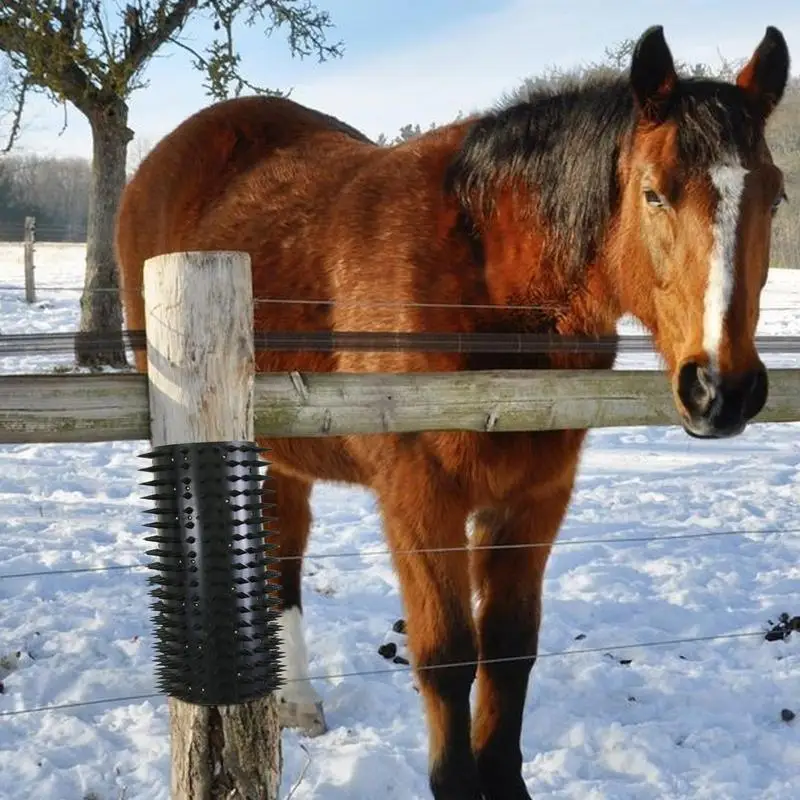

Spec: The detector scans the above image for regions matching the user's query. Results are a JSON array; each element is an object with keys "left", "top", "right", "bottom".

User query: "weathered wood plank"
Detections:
[
  {"left": 0, "top": 368, "right": 799, "bottom": 443},
  {"left": 143, "top": 251, "right": 281, "bottom": 800},
  {"left": 0, "top": 372, "right": 150, "bottom": 442},
  {"left": 252, "top": 368, "right": 800, "bottom": 435}
]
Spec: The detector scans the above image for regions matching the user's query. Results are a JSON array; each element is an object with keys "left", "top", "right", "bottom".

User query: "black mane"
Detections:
[{"left": 445, "top": 74, "right": 764, "bottom": 274}]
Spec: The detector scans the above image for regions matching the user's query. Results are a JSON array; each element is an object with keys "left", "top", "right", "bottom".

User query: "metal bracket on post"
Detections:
[{"left": 139, "top": 441, "right": 283, "bottom": 705}]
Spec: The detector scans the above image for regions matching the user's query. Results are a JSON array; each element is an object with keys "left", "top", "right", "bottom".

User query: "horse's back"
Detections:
[
  {"left": 118, "top": 94, "right": 371, "bottom": 248},
  {"left": 116, "top": 95, "right": 375, "bottom": 372}
]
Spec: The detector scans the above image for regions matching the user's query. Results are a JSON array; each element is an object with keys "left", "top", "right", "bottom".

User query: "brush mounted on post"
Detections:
[{"left": 140, "top": 441, "right": 282, "bottom": 706}]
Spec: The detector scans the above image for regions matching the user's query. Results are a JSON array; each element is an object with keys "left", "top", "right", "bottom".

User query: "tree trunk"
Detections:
[{"left": 75, "top": 100, "right": 131, "bottom": 368}]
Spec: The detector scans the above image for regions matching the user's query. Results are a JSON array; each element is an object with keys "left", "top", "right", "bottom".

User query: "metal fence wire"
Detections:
[
  {"left": 0, "top": 274, "right": 797, "bottom": 736},
  {"left": 1, "top": 523, "right": 798, "bottom": 719}
]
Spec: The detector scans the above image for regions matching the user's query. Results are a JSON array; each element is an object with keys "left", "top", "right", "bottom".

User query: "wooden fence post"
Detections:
[
  {"left": 143, "top": 250, "right": 282, "bottom": 800},
  {"left": 23, "top": 216, "right": 35, "bottom": 303}
]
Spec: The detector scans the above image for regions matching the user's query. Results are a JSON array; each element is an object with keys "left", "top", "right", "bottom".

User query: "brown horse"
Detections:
[{"left": 116, "top": 25, "right": 789, "bottom": 800}]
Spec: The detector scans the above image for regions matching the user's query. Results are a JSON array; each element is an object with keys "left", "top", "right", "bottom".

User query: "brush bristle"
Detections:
[{"left": 140, "top": 441, "right": 283, "bottom": 705}]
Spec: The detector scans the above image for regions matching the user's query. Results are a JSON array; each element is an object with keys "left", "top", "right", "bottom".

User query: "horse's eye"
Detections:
[
  {"left": 644, "top": 188, "right": 665, "bottom": 207},
  {"left": 771, "top": 190, "right": 787, "bottom": 214}
]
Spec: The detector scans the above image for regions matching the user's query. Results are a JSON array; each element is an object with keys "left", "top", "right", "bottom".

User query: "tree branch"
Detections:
[
  {"left": 1, "top": 72, "right": 27, "bottom": 152},
  {"left": 258, "top": 0, "right": 343, "bottom": 62},
  {"left": 1, "top": 0, "right": 344, "bottom": 125},
  {"left": 120, "top": 0, "right": 198, "bottom": 83},
  {"left": 0, "top": 11, "right": 101, "bottom": 114},
  {"left": 169, "top": 34, "right": 287, "bottom": 98}
]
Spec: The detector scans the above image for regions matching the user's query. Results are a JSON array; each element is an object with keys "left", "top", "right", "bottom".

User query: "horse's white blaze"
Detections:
[
  {"left": 276, "top": 606, "right": 319, "bottom": 703},
  {"left": 704, "top": 162, "right": 747, "bottom": 369}
]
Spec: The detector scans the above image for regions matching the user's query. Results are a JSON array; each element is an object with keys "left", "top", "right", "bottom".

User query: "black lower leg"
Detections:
[
  {"left": 470, "top": 493, "right": 570, "bottom": 800},
  {"left": 473, "top": 606, "right": 537, "bottom": 800},
  {"left": 421, "top": 633, "right": 482, "bottom": 800}
]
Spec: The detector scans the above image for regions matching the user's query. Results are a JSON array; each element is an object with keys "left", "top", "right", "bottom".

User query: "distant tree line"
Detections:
[
  {"left": 0, "top": 139, "right": 156, "bottom": 242},
  {"left": 0, "top": 153, "right": 90, "bottom": 241}
]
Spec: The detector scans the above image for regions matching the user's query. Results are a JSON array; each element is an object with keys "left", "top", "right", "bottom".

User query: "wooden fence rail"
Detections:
[{"left": 1, "top": 368, "right": 800, "bottom": 445}]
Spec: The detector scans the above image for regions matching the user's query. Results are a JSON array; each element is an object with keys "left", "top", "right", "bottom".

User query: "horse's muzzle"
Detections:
[{"left": 676, "top": 361, "right": 768, "bottom": 439}]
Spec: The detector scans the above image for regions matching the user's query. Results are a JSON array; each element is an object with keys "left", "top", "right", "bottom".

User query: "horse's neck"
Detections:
[{"left": 476, "top": 218, "right": 620, "bottom": 338}]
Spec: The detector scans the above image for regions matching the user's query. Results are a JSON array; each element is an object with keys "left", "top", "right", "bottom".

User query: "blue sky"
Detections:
[{"left": 11, "top": 0, "right": 800, "bottom": 161}]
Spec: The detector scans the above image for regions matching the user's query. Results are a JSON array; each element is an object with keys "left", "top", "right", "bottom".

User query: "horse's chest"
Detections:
[{"left": 428, "top": 429, "right": 589, "bottom": 505}]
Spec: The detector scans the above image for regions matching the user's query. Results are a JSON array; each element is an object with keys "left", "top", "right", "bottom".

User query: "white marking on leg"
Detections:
[
  {"left": 278, "top": 606, "right": 318, "bottom": 700},
  {"left": 704, "top": 161, "right": 747, "bottom": 371},
  {"left": 276, "top": 607, "right": 327, "bottom": 735}
]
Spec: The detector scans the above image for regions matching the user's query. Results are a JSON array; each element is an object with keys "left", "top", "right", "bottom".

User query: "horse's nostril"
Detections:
[
  {"left": 696, "top": 366, "right": 717, "bottom": 403},
  {"left": 678, "top": 361, "right": 717, "bottom": 418}
]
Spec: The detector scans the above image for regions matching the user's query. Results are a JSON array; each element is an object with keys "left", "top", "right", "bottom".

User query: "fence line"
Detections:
[
  {"left": 1, "top": 246, "right": 798, "bottom": 797},
  {"left": 0, "top": 629, "right": 774, "bottom": 720},
  {"left": 0, "top": 221, "right": 86, "bottom": 233},
  {"left": 2, "top": 525, "right": 799, "bottom": 583}
]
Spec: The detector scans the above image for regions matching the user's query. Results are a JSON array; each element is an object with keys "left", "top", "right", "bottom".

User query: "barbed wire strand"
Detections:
[
  {"left": 0, "top": 629, "right": 774, "bottom": 719},
  {"left": 2, "top": 526, "right": 798, "bottom": 582},
  {"left": 286, "top": 743, "right": 312, "bottom": 800}
]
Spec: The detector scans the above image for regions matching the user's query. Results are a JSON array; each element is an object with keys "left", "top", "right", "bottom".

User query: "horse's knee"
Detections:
[
  {"left": 430, "top": 749, "right": 482, "bottom": 800},
  {"left": 479, "top": 603, "right": 540, "bottom": 664},
  {"left": 416, "top": 625, "right": 478, "bottom": 699}
]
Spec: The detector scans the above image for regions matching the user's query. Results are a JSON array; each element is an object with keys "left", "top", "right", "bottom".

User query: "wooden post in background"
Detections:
[
  {"left": 143, "top": 250, "right": 282, "bottom": 800},
  {"left": 23, "top": 216, "right": 35, "bottom": 303}
]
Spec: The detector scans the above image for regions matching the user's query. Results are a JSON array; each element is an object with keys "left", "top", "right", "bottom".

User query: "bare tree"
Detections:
[
  {"left": 503, "top": 38, "right": 747, "bottom": 105},
  {"left": 0, "top": 1, "right": 343, "bottom": 367},
  {"left": 375, "top": 116, "right": 461, "bottom": 147}
]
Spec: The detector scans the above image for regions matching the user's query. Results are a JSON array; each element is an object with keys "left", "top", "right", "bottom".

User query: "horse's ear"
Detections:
[
  {"left": 736, "top": 26, "right": 790, "bottom": 120},
  {"left": 630, "top": 25, "right": 678, "bottom": 123}
]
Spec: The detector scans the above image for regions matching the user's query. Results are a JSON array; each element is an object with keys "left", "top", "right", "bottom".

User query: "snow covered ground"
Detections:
[{"left": 0, "top": 243, "right": 799, "bottom": 800}]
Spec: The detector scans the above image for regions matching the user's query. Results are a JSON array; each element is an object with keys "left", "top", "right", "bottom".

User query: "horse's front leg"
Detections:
[
  {"left": 470, "top": 482, "right": 574, "bottom": 800},
  {"left": 375, "top": 467, "right": 481, "bottom": 800}
]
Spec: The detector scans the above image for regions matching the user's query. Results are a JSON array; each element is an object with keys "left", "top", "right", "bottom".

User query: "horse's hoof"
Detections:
[{"left": 278, "top": 697, "right": 328, "bottom": 737}]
